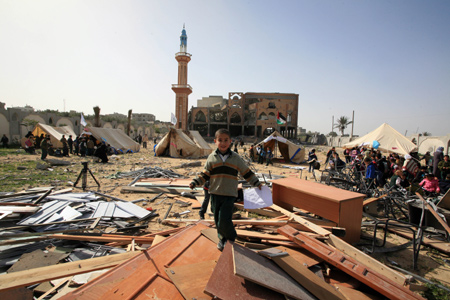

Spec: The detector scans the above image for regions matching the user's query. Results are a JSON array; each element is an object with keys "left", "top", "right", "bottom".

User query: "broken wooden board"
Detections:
[
  {"left": 201, "top": 228, "right": 220, "bottom": 244},
  {"left": 165, "top": 260, "right": 216, "bottom": 300},
  {"left": 0, "top": 251, "right": 138, "bottom": 292},
  {"left": 236, "top": 229, "right": 290, "bottom": 241},
  {"left": 334, "top": 285, "right": 383, "bottom": 300},
  {"left": 0, "top": 286, "right": 33, "bottom": 300},
  {"left": 7, "top": 249, "right": 68, "bottom": 273},
  {"left": 204, "top": 242, "right": 285, "bottom": 300},
  {"left": 234, "top": 203, "right": 283, "bottom": 218},
  {"left": 232, "top": 242, "right": 316, "bottom": 300},
  {"left": 278, "top": 225, "right": 425, "bottom": 300},
  {"left": 259, "top": 248, "right": 345, "bottom": 300},
  {"left": 60, "top": 222, "right": 219, "bottom": 300},
  {"left": 274, "top": 246, "right": 322, "bottom": 268},
  {"left": 325, "top": 234, "right": 406, "bottom": 286},
  {"left": 174, "top": 196, "right": 201, "bottom": 208}
]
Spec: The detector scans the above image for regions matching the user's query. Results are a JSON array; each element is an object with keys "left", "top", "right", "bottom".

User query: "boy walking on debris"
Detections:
[{"left": 190, "top": 128, "right": 262, "bottom": 251}]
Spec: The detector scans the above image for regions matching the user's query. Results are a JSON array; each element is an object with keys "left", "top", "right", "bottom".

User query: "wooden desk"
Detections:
[{"left": 271, "top": 178, "right": 364, "bottom": 243}]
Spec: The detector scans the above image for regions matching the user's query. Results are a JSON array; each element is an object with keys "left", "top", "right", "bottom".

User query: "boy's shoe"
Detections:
[
  {"left": 199, "top": 211, "right": 205, "bottom": 220},
  {"left": 217, "top": 239, "right": 226, "bottom": 251}
]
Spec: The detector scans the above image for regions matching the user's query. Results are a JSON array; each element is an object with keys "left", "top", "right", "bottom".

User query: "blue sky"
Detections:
[{"left": 1, "top": 0, "right": 449, "bottom": 136}]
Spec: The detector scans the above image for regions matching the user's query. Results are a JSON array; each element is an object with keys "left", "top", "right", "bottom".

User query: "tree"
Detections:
[
  {"left": 328, "top": 131, "right": 338, "bottom": 137},
  {"left": 333, "top": 116, "right": 352, "bottom": 136},
  {"left": 21, "top": 118, "right": 38, "bottom": 132}
]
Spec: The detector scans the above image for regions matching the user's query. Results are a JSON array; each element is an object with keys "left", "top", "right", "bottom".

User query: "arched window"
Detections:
[
  {"left": 268, "top": 102, "right": 276, "bottom": 109},
  {"left": 194, "top": 111, "right": 206, "bottom": 122},
  {"left": 230, "top": 112, "right": 241, "bottom": 124},
  {"left": 268, "top": 112, "right": 276, "bottom": 120},
  {"left": 49, "top": 117, "right": 53, "bottom": 124},
  {"left": 258, "top": 112, "right": 268, "bottom": 120}
]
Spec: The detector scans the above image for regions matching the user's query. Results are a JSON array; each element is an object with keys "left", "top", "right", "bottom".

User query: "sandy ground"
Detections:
[{"left": 1, "top": 143, "right": 450, "bottom": 290}]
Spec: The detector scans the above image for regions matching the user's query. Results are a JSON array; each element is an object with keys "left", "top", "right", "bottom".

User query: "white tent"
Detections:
[
  {"left": 343, "top": 123, "right": 418, "bottom": 155},
  {"left": 154, "top": 128, "right": 212, "bottom": 158},
  {"left": 30, "top": 123, "right": 76, "bottom": 148},
  {"left": 84, "top": 127, "right": 140, "bottom": 153},
  {"left": 257, "top": 131, "right": 305, "bottom": 164}
]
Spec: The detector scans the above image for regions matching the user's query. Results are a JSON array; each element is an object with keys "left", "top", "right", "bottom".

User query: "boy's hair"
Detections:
[
  {"left": 364, "top": 157, "right": 372, "bottom": 163},
  {"left": 215, "top": 128, "right": 231, "bottom": 139}
]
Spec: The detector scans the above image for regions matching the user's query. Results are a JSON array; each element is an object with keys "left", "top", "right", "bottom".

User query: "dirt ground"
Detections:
[{"left": 2, "top": 144, "right": 450, "bottom": 291}]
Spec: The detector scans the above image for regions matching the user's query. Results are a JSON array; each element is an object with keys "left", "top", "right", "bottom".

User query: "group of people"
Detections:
[
  {"left": 134, "top": 134, "right": 157, "bottom": 149},
  {"left": 248, "top": 144, "right": 273, "bottom": 166},
  {"left": 317, "top": 145, "right": 450, "bottom": 196},
  {"left": 20, "top": 131, "right": 110, "bottom": 163}
]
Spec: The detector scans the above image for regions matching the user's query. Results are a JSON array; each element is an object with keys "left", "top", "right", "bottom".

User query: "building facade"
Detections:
[{"left": 190, "top": 92, "right": 298, "bottom": 139}]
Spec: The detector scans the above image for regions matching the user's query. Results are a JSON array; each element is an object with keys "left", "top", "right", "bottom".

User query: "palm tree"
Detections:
[{"left": 334, "top": 116, "right": 353, "bottom": 136}]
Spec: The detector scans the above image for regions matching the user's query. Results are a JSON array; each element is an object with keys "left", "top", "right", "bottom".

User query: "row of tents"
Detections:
[
  {"left": 23, "top": 123, "right": 141, "bottom": 153},
  {"left": 23, "top": 122, "right": 420, "bottom": 162}
]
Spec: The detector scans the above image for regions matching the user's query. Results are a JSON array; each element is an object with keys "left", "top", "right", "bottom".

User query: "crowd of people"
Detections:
[
  {"left": 312, "top": 145, "right": 450, "bottom": 196},
  {"left": 18, "top": 131, "right": 161, "bottom": 164},
  {"left": 18, "top": 131, "right": 115, "bottom": 163}
]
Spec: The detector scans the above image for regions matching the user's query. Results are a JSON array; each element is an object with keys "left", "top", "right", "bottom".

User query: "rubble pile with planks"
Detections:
[{"left": 0, "top": 166, "right": 449, "bottom": 299}]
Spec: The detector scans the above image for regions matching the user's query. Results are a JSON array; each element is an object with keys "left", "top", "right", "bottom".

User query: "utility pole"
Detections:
[{"left": 350, "top": 110, "right": 354, "bottom": 139}]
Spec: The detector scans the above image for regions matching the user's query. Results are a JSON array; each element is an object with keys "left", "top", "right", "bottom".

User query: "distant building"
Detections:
[
  {"left": 190, "top": 92, "right": 298, "bottom": 139},
  {"left": 197, "top": 96, "right": 227, "bottom": 108},
  {"left": 132, "top": 113, "right": 156, "bottom": 124}
]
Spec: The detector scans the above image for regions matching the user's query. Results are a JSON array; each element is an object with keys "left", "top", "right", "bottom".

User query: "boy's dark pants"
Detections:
[{"left": 210, "top": 194, "right": 237, "bottom": 242}]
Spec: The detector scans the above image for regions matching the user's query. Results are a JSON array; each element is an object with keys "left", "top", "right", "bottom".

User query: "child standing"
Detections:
[{"left": 190, "top": 129, "right": 262, "bottom": 251}]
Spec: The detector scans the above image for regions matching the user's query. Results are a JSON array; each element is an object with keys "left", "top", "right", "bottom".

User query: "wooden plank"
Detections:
[
  {"left": 334, "top": 285, "right": 383, "bottom": 300},
  {"left": 259, "top": 249, "right": 345, "bottom": 300},
  {"left": 46, "top": 234, "right": 155, "bottom": 243},
  {"left": 151, "top": 235, "right": 166, "bottom": 246},
  {"left": 201, "top": 228, "right": 220, "bottom": 244},
  {"left": 236, "top": 229, "right": 290, "bottom": 241},
  {"left": 274, "top": 246, "right": 322, "bottom": 267},
  {"left": 271, "top": 204, "right": 331, "bottom": 236},
  {"left": 165, "top": 260, "right": 216, "bottom": 300},
  {"left": 204, "top": 242, "right": 285, "bottom": 300},
  {"left": 36, "top": 277, "right": 71, "bottom": 300},
  {"left": 0, "top": 251, "right": 139, "bottom": 291},
  {"left": 234, "top": 203, "right": 283, "bottom": 218},
  {"left": 232, "top": 242, "right": 316, "bottom": 300},
  {"left": 174, "top": 196, "right": 201, "bottom": 208},
  {"left": 326, "top": 234, "right": 406, "bottom": 286},
  {"left": 278, "top": 225, "right": 425, "bottom": 300}
]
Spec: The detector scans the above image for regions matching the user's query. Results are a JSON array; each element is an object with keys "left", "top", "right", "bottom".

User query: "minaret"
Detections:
[{"left": 172, "top": 25, "right": 192, "bottom": 130}]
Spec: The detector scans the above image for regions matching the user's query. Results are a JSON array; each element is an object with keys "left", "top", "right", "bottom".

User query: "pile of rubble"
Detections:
[{"left": 0, "top": 166, "right": 448, "bottom": 299}]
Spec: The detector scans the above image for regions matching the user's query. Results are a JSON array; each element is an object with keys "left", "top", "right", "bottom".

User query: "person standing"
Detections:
[
  {"left": 142, "top": 134, "right": 148, "bottom": 149},
  {"left": 308, "top": 149, "right": 318, "bottom": 172},
  {"left": 266, "top": 147, "right": 273, "bottom": 166},
  {"left": 1, "top": 134, "right": 8, "bottom": 148},
  {"left": 438, "top": 155, "right": 450, "bottom": 180},
  {"left": 67, "top": 135, "right": 73, "bottom": 154},
  {"left": 189, "top": 129, "right": 262, "bottom": 251},
  {"left": 433, "top": 147, "right": 445, "bottom": 180},
  {"left": 40, "top": 136, "right": 49, "bottom": 160},
  {"left": 86, "top": 137, "right": 95, "bottom": 156}
]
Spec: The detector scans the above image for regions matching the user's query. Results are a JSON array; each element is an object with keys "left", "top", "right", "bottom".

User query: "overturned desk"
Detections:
[{"left": 271, "top": 178, "right": 365, "bottom": 243}]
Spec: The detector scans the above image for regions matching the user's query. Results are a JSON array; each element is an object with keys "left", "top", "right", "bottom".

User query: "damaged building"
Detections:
[{"left": 190, "top": 92, "right": 299, "bottom": 139}]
